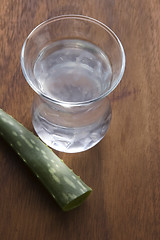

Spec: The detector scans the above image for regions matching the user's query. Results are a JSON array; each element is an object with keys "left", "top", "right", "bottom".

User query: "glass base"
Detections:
[
  {"left": 32, "top": 113, "right": 111, "bottom": 153},
  {"left": 32, "top": 113, "right": 111, "bottom": 154}
]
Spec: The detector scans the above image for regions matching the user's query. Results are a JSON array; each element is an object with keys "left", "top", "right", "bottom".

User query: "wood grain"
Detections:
[{"left": 0, "top": 0, "right": 160, "bottom": 239}]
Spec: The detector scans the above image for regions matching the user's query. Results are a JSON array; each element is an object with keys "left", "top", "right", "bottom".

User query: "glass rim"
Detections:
[{"left": 21, "top": 14, "right": 126, "bottom": 106}]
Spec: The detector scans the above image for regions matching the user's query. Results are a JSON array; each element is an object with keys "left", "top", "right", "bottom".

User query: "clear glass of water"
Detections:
[{"left": 21, "top": 15, "right": 125, "bottom": 153}]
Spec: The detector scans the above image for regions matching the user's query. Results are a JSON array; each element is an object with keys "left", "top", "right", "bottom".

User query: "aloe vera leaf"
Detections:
[{"left": 0, "top": 109, "right": 92, "bottom": 211}]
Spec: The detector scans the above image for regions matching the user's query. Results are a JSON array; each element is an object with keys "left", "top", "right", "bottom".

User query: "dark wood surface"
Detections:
[{"left": 0, "top": 0, "right": 160, "bottom": 239}]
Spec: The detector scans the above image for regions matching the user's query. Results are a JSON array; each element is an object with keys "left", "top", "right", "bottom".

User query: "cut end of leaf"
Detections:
[{"left": 62, "top": 189, "right": 92, "bottom": 211}]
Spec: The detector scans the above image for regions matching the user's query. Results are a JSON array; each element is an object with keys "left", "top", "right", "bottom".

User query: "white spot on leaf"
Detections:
[
  {"left": 1, "top": 117, "right": 8, "bottom": 122},
  {"left": 43, "top": 155, "right": 48, "bottom": 160},
  {"left": 17, "top": 141, "right": 22, "bottom": 146},
  {"left": 68, "top": 193, "right": 77, "bottom": 199},
  {"left": 80, "top": 188, "right": 85, "bottom": 193},
  {"left": 20, "top": 135, "right": 33, "bottom": 148},
  {"left": 12, "top": 131, "right": 18, "bottom": 136},
  {"left": 49, "top": 168, "right": 60, "bottom": 183},
  {"left": 49, "top": 168, "right": 56, "bottom": 174},
  {"left": 63, "top": 176, "right": 76, "bottom": 189},
  {"left": 62, "top": 193, "right": 68, "bottom": 200},
  {"left": 31, "top": 139, "right": 36, "bottom": 144},
  {"left": 52, "top": 194, "right": 55, "bottom": 199},
  {"left": 53, "top": 175, "right": 60, "bottom": 183},
  {"left": 77, "top": 180, "right": 87, "bottom": 190},
  {"left": 41, "top": 150, "right": 46, "bottom": 154},
  {"left": 8, "top": 121, "right": 14, "bottom": 126}
]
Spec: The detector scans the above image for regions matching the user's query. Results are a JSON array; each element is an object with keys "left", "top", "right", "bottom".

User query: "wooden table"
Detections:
[{"left": 0, "top": 0, "right": 160, "bottom": 239}]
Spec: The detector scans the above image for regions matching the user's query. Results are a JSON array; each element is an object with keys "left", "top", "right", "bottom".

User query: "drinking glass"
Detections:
[{"left": 21, "top": 15, "right": 125, "bottom": 153}]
